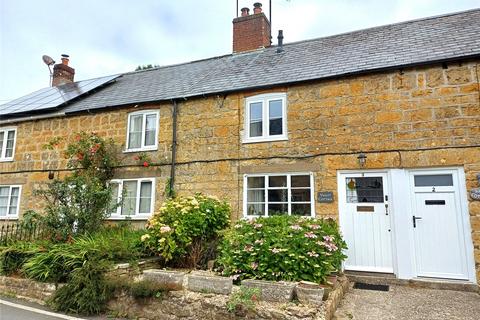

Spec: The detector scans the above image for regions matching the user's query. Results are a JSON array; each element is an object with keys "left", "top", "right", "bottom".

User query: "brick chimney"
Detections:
[
  {"left": 52, "top": 54, "right": 75, "bottom": 86},
  {"left": 233, "top": 2, "right": 271, "bottom": 53}
]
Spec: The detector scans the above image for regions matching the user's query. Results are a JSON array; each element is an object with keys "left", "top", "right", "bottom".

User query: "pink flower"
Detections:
[
  {"left": 250, "top": 262, "right": 258, "bottom": 270},
  {"left": 290, "top": 225, "right": 302, "bottom": 230},
  {"left": 304, "top": 232, "right": 317, "bottom": 239},
  {"left": 160, "top": 226, "right": 172, "bottom": 233},
  {"left": 232, "top": 274, "right": 240, "bottom": 280},
  {"left": 254, "top": 223, "right": 263, "bottom": 229},
  {"left": 310, "top": 224, "right": 320, "bottom": 230},
  {"left": 244, "top": 245, "right": 254, "bottom": 252},
  {"left": 254, "top": 239, "right": 264, "bottom": 245},
  {"left": 307, "top": 251, "right": 319, "bottom": 257},
  {"left": 323, "top": 235, "right": 334, "bottom": 242}
]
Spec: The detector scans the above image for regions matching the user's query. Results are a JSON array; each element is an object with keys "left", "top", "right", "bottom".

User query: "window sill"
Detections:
[
  {"left": 0, "top": 216, "right": 19, "bottom": 221},
  {"left": 242, "top": 135, "right": 288, "bottom": 144},
  {"left": 123, "top": 147, "right": 158, "bottom": 153},
  {"left": 0, "top": 158, "right": 14, "bottom": 162},
  {"left": 107, "top": 215, "right": 152, "bottom": 221}
]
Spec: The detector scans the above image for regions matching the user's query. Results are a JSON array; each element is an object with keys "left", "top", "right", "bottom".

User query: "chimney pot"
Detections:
[
  {"left": 253, "top": 2, "right": 262, "bottom": 14},
  {"left": 241, "top": 7, "right": 250, "bottom": 17},
  {"left": 61, "top": 54, "right": 70, "bottom": 66}
]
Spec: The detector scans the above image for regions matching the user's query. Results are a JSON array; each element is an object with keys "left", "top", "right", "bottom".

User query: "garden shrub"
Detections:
[
  {"left": 35, "top": 132, "right": 120, "bottom": 241},
  {"left": 217, "top": 216, "right": 347, "bottom": 284},
  {"left": 226, "top": 286, "right": 260, "bottom": 314},
  {"left": 142, "top": 194, "right": 230, "bottom": 268},
  {"left": 23, "top": 225, "right": 148, "bottom": 283},
  {"left": 0, "top": 241, "right": 46, "bottom": 276},
  {"left": 49, "top": 257, "right": 111, "bottom": 315}
]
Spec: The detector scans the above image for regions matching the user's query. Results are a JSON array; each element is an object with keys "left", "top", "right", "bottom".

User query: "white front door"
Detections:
[
  {"left": 410, "top": 170, "right": 469, "bottom": 280},
  {"left": 339, "top": 172, "right": 393, "bottom": 273}
]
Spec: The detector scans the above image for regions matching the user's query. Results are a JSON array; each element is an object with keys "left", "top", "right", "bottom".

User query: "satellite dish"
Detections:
[{"left": 42, "top": 55, "right": 55, "bottom": 66}]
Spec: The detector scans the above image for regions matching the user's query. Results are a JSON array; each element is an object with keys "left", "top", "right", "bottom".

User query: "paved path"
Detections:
[{"left": 334, "top": 284, "right": 480, "bottom": 320}]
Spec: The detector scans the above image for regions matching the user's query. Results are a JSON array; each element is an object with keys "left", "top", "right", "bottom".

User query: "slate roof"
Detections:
[{"left": 2, "top": 8, "right": 480, "bottom": 118}]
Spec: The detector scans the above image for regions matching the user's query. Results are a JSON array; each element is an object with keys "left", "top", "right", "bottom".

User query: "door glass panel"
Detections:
[
  {"left": 346, "top": 177, "right": 384, "bottom": 203},
  {"left": 0, "top": 132, "right": 4, "bottom": 157},
  {"left": 128, "top": 115, "right": 143, "bottom": 149},
  {"left": 414, "top": 174, "right": 453, "bottom": 187}
]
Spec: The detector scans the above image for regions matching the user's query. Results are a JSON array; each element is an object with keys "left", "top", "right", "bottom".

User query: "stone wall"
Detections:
[{"left": 1, "top": 60, "right": 479, "bottom": 279}]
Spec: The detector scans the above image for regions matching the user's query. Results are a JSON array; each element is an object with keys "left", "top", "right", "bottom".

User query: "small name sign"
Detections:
[{"left": 317, "top": 192, "right": 334, "bottom": 203}]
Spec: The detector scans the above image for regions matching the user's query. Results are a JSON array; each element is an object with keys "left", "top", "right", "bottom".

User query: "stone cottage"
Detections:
[{"left": 1, "top": 4, "right": 479, "bottom": 285}]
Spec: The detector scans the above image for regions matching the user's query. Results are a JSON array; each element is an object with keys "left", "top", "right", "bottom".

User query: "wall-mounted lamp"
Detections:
[
  {"left": 48, "top": 171, "right": 55, "bottom": 180},
  {"left": 357, "top": 153, "right": 367, "bottom": 167}
]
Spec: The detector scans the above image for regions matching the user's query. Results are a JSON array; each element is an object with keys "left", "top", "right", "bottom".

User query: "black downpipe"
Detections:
[{"left": 169, "top": 100, "right": 178, "bottom": 197}]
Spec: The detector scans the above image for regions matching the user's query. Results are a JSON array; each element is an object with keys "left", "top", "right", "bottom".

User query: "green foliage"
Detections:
[
  {"left": 35, "top": 132, "right": 120, "bottom": 241},
  {"left": 22, "top": 225, "right": 148, "bottom": 283},
  {"left": 0, "top": 241, "right": 47, "bottom": 276},
  {"left": 128, "top": 280, "right": 166, "bottom": 300},
  {"left": 64, "top": 132, "right": 119, "bottom": 181},
  {"left": 217, "top": 216, "right": 347, "bottom": 284},
  {"left": 135, "top": 64, "right": 160, "bottom": 71},
  {"left": 226, "top": 286, "right": 260, "bottom": 313},
  {"left": 142, "top": 194, "right": 230, "bottom": 268},
  {"left": 35, "top": 176, "right": 115, "bottom": 241},
  {"left": 49, "top": 257, "right": 111, "bottom": 315}
]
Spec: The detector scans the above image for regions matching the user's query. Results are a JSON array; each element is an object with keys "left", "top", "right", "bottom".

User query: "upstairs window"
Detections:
[
  {"left": 0, "top": 127, "right": 16, "bottom": 161},
  {"left": 0, "top": 185, "right": 21, "bottom": 218},
  {"left": 108, "top": 178, "right": 155, "bottom": 219},
  {"left": 244, "top": 93, "right": 287, "bottom": 143},
  {"left": 126, "top": 111, "right": 159, "bottom": 151}
]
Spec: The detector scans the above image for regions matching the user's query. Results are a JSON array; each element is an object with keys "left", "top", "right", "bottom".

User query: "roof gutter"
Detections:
[{"left": 0, "top": 111, "right": 66, "bottom": 125}]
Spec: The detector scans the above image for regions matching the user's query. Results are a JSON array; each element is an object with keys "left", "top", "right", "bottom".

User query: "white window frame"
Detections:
[
  {"left": 125, "top": 110, "right": 159, "bottom": 152},
  {"left": 243, "top": 173, "right": 315, "bottom": 218},
  {"left": 0, "top": 185, "right": 22, "bottom": 219},
  {"left": 108, "top": 178, "right": 156, "bottom": 220},
  {"left": 0, "top": 127, "right": 17, "bottom": 162},
  {"left": 243, "top": 93, "right": 288, "bottom": 143}
]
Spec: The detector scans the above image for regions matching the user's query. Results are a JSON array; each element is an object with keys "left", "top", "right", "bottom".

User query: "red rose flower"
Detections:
[{"left": 143, "top": 161, "right": 149, "bottom": 167}]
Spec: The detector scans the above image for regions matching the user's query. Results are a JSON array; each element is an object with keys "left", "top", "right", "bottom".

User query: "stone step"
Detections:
[{"left": 346, "top": 273, "right": 479, "bottom": 293}]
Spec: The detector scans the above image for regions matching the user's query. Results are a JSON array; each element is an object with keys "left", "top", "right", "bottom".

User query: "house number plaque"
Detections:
[
  {"left": 317, "top": 192, "right": 334, "bottom": 203},
  {"left": 470, "top": 174, "right": 480, "bottom": 201}
]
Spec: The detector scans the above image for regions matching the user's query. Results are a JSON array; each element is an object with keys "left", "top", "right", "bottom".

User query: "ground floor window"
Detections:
[
  {"left": 243, "top": 173, "right": 314, "bottom": 217},
  {"left": 0, "top": 185, "right": 21, "bottom": 218},
  {"left": 108, "top": 178, "right": 155, "bottom": 219}
]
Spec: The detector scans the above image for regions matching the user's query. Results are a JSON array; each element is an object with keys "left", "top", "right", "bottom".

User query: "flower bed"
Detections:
[{"left": 217, "top": 216, "right": 347, "bottom": 284}]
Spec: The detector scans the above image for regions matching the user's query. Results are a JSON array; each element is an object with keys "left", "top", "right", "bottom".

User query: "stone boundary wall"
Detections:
[
  {"left": 107, "top": 257, "right": 162, "bottom": 278},
  {"left": 0, "top": 271, "right": 350, "bottom": 319},
  {"left": 0, "top": 276, "right": 59, "bottom": 305}
]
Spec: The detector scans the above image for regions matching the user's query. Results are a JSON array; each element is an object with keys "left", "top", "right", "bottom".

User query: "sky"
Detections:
[{"left": 0, "top": 0, "right": 479, "bottom": 103}]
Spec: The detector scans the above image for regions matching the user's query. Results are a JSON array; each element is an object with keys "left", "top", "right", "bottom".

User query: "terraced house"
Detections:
[{"left": 1, "top": 5, "right": 480, "bottom": 285}]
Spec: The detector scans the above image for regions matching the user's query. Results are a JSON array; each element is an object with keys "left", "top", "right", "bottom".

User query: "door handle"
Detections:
[
  {"left": 385, "top": 204, "right": 389, "bottom": 216},
  {"left": 412, "top": 216, "right": 422, "bottom": 228}
]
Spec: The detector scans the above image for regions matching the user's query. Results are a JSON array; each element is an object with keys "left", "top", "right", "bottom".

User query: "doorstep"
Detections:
[{"left": 345, "top": 271, "right": 479, "bottom": 293}]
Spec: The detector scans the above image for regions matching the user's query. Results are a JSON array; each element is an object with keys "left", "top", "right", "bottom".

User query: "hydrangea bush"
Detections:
[
  {"left": 217, "top": 216, "right": 347, "bottom": 284},
  {"left": 142, "top": 194, "right": 230, "bottom": 267}
]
